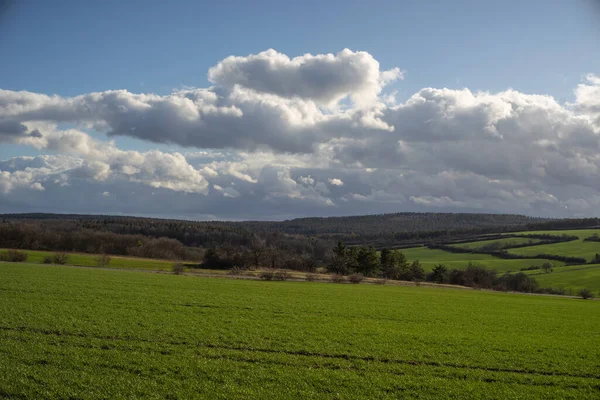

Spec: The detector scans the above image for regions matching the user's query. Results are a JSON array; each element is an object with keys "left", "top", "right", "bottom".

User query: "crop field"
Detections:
[
  {"left": 401, "top": 247, "right": 563, "bottom": 273},
  {"left": 0, "top": 249, "right": 179, "bottom": 271},
  {"left": 1, "top": 263, "right": 598, "bottom": 399}
]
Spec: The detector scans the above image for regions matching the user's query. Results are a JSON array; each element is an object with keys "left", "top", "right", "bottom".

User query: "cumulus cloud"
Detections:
[
  {"left": 1, "top": 49, "right": 600, "bottom": 218},
  {"left": 208, "top": 48, "right": 402, "bottom": 107},
  {"left": 1, "top": 128, "right": 210, "bottom": 195}
]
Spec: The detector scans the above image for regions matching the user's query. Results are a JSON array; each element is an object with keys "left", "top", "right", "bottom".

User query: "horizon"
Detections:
[
  {"left": 0, "top": 210, "right": 558, "bottom": 223},
  {"left": 1, "top": 0, "right": 600, "bottom": 219}
]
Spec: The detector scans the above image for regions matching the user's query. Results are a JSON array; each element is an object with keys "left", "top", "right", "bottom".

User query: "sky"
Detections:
[{"left": 0, "top": 0, "right": 599, "bottom": 220}]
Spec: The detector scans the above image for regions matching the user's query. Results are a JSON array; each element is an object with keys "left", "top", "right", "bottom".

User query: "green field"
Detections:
[
  {"left": 0, "top": 263, "right": 599, "bottom": 399},
  {"left": 508, "top": 229, "right": 600, "bottom": 238},
  {"left": 524, "top": 264, "right": 600, "bottom": 293},
  {"left": 453, "top": 237, "right": 542, "bottom": 250},
  {"left": 505, "top": 230, "right": 600, "bottom": 262},
  {"left": 401, "top": 247, "right": 563, "bottom": 273},
  {"left": 0, "top": 249, "right": 179, "bottom": 271}
]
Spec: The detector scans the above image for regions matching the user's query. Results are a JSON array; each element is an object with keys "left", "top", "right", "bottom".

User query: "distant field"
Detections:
[
  {"left": 401, "top": 247, "right": 563, "bottom": 273},
  {"left": 0, "top": 249, "right": 178, "bottom": 271},
  {"left": 501, "top": 230, "right": 600, "bottom": 261},
  {"left": 508, "top": 229, "right": 600, "bottom": 238},
  {"left": 524, "top": 264, "right": 600, "bottom": 293},
  {"left": 507, "top": 239, "right": 600, "bottom": 262},
  {"left": 1, "top": 263, "right": 598, "bottom": 399},
  {"left": 453, "top": 237, "right": 541, "bottom": 250}
]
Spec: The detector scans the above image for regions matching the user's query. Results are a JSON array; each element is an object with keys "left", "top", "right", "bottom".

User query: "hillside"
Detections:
[{"left": 1, "top": 212, "right": 548, "bottom": 236}]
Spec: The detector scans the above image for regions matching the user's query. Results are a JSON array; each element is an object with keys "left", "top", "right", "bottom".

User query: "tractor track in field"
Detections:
[{"left": 1, "top": 325, "right": 599, "bottom": 381}]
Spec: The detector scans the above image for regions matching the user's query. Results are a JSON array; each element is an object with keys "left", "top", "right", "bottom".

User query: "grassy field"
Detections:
[
  {"left": 0, "top": 249, "right": 179, "bottom": 271},
  {"left": 524, "top": 264, "right": 600, "bottom": 293},
  {"left": 508, "top": 229, "right": 600, "bottom": 238},
  {"left": 401, "top": 247, "right": 563, "bottom": 273},
  {"left": 505, "top": 229, "right": 600, "bottom": 262},
  {"left": 452, "top": 237, "right": 542, "bottom": 250},
  {"left": 0, "top": 263, "right": 599, "bottom": 399}
]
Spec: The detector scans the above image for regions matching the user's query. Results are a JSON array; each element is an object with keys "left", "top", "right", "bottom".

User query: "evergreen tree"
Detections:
[{"left": 356, "top": 246, "right": 380, "bottom": 277}]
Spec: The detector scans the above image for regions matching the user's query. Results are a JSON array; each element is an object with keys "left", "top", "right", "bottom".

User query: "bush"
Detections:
[
  {"left": 228, "top": 267, "right": 244, "bottom": 275},
  {"left": 273, "top": 270, "right": 291, "bottom": 281},
  {"left": 259, "top": 271, "right": 274, "bottom": 281},
  {"left": 43, "top": 256, "right": 53, "bottom": 264},
  {"left": 348, "top": 273, "right": 364, "bottom": 284},
  {"left": 172, "top": 263, "right": 185, "bottom": 275},
  {"left": 578, "top": 288, "right": 595, "bottom": 300},
  {"left": 305, "top": 273, "right": 317, "bottom": 282},
  {"left": 330, "top": 274, "right": 346, "bottom": 284},
  {"left": 495, "top": 272, "right": 538, "bottom": 293},
  {"left": 52, "top": 253, "right": 69, "bottom": 265},
  {"left": 96, "top": 254, "right": 111, "bottom": 268},
  {"left": 536, "top": 287, "right": 566, "bottom": 295},
  {"left": 0, "top": 250, "right": 28, "bottom": 262}
]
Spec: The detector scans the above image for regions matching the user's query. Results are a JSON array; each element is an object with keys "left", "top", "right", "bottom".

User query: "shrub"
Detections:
[
  {"left": 520, "top": 265, "right": 540, "bottom": 271},
  {"left": 43, "top": 256, "right": 53, "bottom": 264},
  {"left": 172, "top": 263, "right": 185, "bottom": 275},
  {"left": 348, "top": 273, "right": 364, "bottom": 284},
  {"left": 330, "top": 274, "right": 346, "bottom": 284},
  {"left": 429, "top": 264, "right": 448, "bottom": 283},
  {"left": 259, "top": 271, "right": 274, "bottom": 281},
  {"left": 273, "top": 270, "right": 291, "bottom": 281},
  {"left": 52, "top": 253, "right": 69, "bottom": 265},
  {"left": 96, "top": 254, "right": 111, "bottom": 268},
  {"left": 0, "top": 250, "right": 28, "bottom": 262},
  {"left": 228, "top": 267, "right": 244, "bottom": 276},
  {"left": 305, "top": 273, "right": 317, "bottom": 282},
  {"left": 578, "top": 288, "right": 595, "bottom": 300},
  {"left": 495, "top": 272, "right": 538, "bottom": 293}
]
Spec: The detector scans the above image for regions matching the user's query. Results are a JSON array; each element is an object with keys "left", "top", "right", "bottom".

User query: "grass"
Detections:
[
  {"left": 0, "top": 248, "right": 180, "bottom": 271},
  {"left": 508, "top": 229, "right": 600, "bottom": 238},
  {"left": 523, "top": 264, "right": 600, "bottom": 293},
  {"left": 0, "top": 263, "right": 599, "bottom": 399},
  {"left": 452, "top": 237, "right": 541, "bottom": 250},
  {"left": 505, "top": 229, "right": 600, "bottom": 262},
  {"left": 401, "top": 247, "right": 563, "bottom": 273}
]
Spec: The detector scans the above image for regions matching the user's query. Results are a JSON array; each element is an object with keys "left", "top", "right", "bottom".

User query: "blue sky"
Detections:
[
  {"left": 1, "top": 0, "right": 598, "bottom": 157},
  {"left": 1, "top": 0, "right": 600, "bottom": 219},
  {"left": 2, "top": 0, "right": 598, "bottom": 98}
]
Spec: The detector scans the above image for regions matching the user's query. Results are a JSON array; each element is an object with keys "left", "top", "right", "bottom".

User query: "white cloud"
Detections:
[
  {"left": 1, "top": 49, "right": 600, "bottom": 218},
  {"left": 208, "top": 48, "right": 402, "bottom": 107}
]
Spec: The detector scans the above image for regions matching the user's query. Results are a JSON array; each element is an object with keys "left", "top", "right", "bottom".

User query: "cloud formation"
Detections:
[
  {"left": 208, "top": 48, "right": 402, "bottom": 106},
  {"left": 1, "top": 50, "right": 599, "bottom": 219}
]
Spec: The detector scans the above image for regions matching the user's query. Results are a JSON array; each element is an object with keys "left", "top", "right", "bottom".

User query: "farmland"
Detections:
[
  {"left": 397, "top": 229, "right": 600, "bottom": 292},
  {"left": 1, "top": 263, "right": 599, "bottom": 399},
  {"left": 452, "top": 237, "right": 542, "bottom": 250},
  {"left": 525, "top": 264, "right": 600, "bottom": 293},
  {"left": 0, "top": 248, "right": 178, "bottom": 271},
  {"left": 401, "top": 246, "right": 564, "bottom": 273},
  {"left": 506, "top": 229, "right": 600, "bottom": 262}
]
